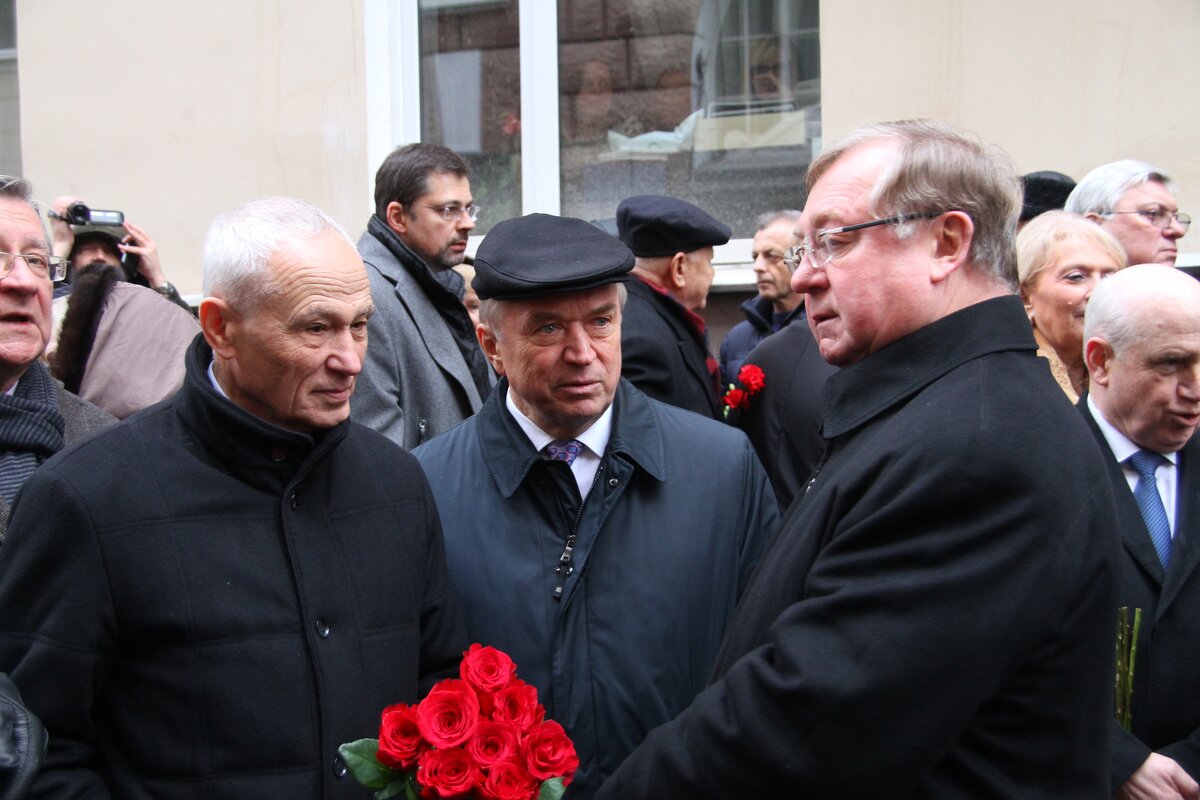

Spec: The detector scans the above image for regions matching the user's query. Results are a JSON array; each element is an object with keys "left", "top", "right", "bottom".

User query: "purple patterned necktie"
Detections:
[{"left": 544, "top": 439, "right": 583, "bottom": 466}]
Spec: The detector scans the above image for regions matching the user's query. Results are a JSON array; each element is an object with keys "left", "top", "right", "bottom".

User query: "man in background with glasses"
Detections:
[
  {"left": 1067, "top": 159, "right": 1190, "bottom": 267},
  {"left": 598, "top": 120, "right": 1122, "bottom": 799},
  {"left": 0, "top": 176, "right": 112, "bottom": 541},
  {"left": 352, "top": 143, "right": 494, "bottom": 449}
]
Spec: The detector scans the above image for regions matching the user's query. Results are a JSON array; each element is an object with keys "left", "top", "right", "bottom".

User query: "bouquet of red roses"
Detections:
[{"left": 339, "top": 644, "right": 578, "bottom": 800}]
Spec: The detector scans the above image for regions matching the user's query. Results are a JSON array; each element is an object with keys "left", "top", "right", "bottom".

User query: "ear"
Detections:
[
  {"left": 386, "top": 201, "right": 410, "bottom": 236},
  {"left": 1084, "top": 211, "right": 1105, "bottom": 225},
  {"left": 1020, "top": 284, "right": 1035, "bottom": 319},
  {"left": 668, "top": 251, "right": 688, "bottom": 291},
  {"left": 929, "top": 211, "right": 973, "bottom": 284},
  {"left": 199, "top": 297, "right": 238, "bottom": 360},
  {"left": 477, "top": 323, "right": 505, "bottom": 377},
  {"left": 1084, "top": 337, "right": 1113, "bottom": 387}
]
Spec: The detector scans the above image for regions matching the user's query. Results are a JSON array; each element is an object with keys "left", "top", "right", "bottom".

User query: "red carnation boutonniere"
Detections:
[
  {"left": 340, "top": 644, "right": 577, "bottom": 800},
  {"left": 722, "top": 363, "right": 766, "bottom": 420}
]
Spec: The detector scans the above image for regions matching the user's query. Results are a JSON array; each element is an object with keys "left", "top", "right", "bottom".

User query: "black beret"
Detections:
[
  {"left": 472, "top": 213, "right": 634, "bottom": 300},
  {"left": 1020, "top": 171, "right": 1076, "bottom": 223},
  {"left": 616, "top": 195, "right": 731, "bottom": 257}
]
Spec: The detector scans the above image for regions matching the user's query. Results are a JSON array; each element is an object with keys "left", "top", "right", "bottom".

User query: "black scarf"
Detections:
[
  {"left": 367, "top": 215, "right": 493, "bottom": 401},
  {"left": 0, "top": 360, "right": 66, "bottom": 505}
]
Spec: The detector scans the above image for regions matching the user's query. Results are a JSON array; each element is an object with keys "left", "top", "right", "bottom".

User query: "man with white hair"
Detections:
[
  {"left": 1066, "top": 159, "right": 1190, "bottom": 267},
  {"left": 0, "top": 196, "right": 465, "bottom": 798},
  {"left": 1080, "top": 263, "right": 1200, "bottom": 800}
]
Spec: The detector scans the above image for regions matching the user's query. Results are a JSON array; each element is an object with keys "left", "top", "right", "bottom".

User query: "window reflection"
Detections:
[
  {"left": 559, "top": 0, "right": 820, "bottom": 237},
  {"left": 419, "top": 0, "right": 522, "bottom": 234}
]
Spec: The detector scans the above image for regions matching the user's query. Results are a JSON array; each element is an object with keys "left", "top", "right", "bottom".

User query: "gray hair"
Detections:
[
  {"left": 1065, "top": 159, "right": 1175, "bottom": 216},
  {"left": 755, "top": 209, "right": 802, "bottom": 231},
  {"left": 806, "top": 119, "right": 1022, "bottom": 289},
  {"left": 0, "top": 175, "right": 33, "bottom": 203},
  {"left": 1016, "top": 210, "right": 1126, "bottom": 292},
  {"left": 479, "top": 282, "right": 629, "bottom": 341},
  {"left": 203, "top": 196, "right": 353, "bottom": 312}
]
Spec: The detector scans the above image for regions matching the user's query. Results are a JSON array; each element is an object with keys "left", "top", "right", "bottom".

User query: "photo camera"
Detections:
[{"left": 60, "top": 202, "right": 125, "bottom": 227}]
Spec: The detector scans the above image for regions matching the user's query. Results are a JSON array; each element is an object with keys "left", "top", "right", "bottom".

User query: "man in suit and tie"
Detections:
[{"left": 1081, "top": 263, "right": 1200, "bottom": 800}]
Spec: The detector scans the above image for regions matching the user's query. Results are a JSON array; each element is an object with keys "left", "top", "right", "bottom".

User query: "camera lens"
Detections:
[{"left": 67, "top": 202, "right": 91, "bottom": 225}]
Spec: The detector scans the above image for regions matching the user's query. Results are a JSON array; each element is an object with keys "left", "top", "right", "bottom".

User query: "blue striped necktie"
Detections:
[{"left": 1128, "top": 449, "right": 1172, "bottom": 569}]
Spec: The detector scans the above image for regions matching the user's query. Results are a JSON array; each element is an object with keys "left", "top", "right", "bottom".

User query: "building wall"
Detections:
[
  {"left": 14, "top": 0, "right": 1200, "bottom": 298},
  {"left": 16, "top": 0, "right": 371, "bottom": 295}
]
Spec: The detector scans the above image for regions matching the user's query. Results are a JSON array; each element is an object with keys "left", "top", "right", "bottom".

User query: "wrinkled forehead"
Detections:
[
  {"left": 0, "top": 197, "right": 47, "bottom": 250},
  {"left": 1120, "top": 179, "right": 1177, "bottom": 209},
  {"left": 264, "top": 231, "right": 372, "bottom": 310}
]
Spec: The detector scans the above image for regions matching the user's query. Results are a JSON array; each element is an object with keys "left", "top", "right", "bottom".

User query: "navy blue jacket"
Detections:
[{"left": 415, "top": 379, "right": 779, "bottom": 796}]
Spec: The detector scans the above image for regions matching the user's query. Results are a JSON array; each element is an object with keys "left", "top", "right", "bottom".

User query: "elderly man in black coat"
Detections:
[
  {"left": 1079, "top": 264, "right": 1200, "bottom": 800},
  {"left": 0, "top": 196, "right": 466, "bottom": 799},
  {"left": 597, "top": 120, "right": 1122, "bottom": 799},
  {"left": 616, "top": 195, "right": 730, "bottom": 419}
]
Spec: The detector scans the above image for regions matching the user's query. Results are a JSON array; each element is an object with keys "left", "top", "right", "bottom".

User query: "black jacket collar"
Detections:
[
  {"left": 174, "top": 335, "right": 348, "bottom": 494},
  {"left": 823, "top": 295, "right": 1036, "bottom": 439}
]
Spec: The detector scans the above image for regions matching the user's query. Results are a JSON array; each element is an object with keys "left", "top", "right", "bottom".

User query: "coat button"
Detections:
[
  {"left": 271, "top": 446, "right": 288, "bottom": 462},
  {"left": 333, "top": 754, "right": 347, "bottom": 778},
  {"left": 315, "top": 619, "right": 331, "bottom": 638},
  {"left": 607, "top": 477, "right": 619, "bottom": 488}
]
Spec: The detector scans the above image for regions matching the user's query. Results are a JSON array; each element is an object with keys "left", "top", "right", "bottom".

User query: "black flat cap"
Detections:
[
  {"left": 1020, "top": 171, "right": 1076, "bottom": 223},
  {"left": 616, "top": 195, "right": 731, "bottom": 257},
  {"left": 472, "top": 213, "right": 635, "bottom": 300}
]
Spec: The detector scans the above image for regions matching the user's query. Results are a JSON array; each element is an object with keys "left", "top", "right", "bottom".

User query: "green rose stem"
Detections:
[{"left": 1114, "top": 607, "right": 1143, "bottom": 732}]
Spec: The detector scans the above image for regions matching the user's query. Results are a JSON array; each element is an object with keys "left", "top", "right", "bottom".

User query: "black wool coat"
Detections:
[
  {"left": 620, "top": 277, "right": 721, "bottom": 419},
  {"left": 598, "top": 296, "right": 1123, "bottom": 799},
  {"left": 0, "top": 338, "right": 466, "bottom": 799},
  {"left": 1079, "top": 399, "right": 1200, "bottom": 789},
  {"left": 733, "top": 321, "right": 837, "bottom": 511}
]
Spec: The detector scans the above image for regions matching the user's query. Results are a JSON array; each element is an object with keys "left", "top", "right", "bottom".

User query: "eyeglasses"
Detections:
[
  {"left": 1102, "top": 208, "right": 1191, "bottom": 232},
  {"left": 422, "top": 203, "right": 480, "bottom": 223},
  {"left": 784, "top": 211, "right": 945, "bottom": 270},
  {"left": 0, "top": 252, "right": 68, "bottom": 281}
]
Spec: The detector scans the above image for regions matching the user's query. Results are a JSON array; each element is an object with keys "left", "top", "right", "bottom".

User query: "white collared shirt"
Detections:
[
  {"left": 1088, "top": 395, "right": 1179, "bottom": 535},
  {"left": 505, "top": 388, "right": 613, "bottom": 501}
]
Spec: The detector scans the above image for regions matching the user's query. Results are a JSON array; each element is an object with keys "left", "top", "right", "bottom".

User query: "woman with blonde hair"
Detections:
[{"left": 1017, "top": 211, "right": 1126, "bottom": 401}]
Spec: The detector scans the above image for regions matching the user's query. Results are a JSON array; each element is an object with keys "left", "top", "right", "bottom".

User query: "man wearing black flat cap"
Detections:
[
  {"left": 616, "top": 195, "right": 730, "bottom": 419},
  {"left": 413, "top": 213, "right": 778, "bottom": 798}
]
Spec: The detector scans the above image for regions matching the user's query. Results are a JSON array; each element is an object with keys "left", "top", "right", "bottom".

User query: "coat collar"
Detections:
[
  {"left": 174, "top": 336, "right": 348, "bottom": 494},
  {"left": 741, "top": 294, "right": 804, "bottom": 334},
  {"left": 477, "top": 378, "right": 667, "bottom": 498},
  {"left": 823, "top": 295, "right": 1036, "bottom": 439}
]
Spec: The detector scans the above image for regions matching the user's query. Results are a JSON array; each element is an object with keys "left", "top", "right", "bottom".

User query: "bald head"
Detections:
[{"left": 1085, "top": 264, "right": 1200, "bottom": 453}]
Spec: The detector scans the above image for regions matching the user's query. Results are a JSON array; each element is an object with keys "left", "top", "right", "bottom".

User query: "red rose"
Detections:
[
  {"left": 490, "top": 681, "right": 544, "bottom": 731},
  {"left": 417, "top": 747, "right": 482, "bottom": 799},
  {"left": 738, "top": 363, "right": 766, "bottom": 393},
  {"left": 522, "top": 719, "right": 579, "bottom": 785},
  {"left": 723, "top": 387, "right": 749, "bottom": 410},
  {"left": 417, "top": 680, "right": 481, "bottom": 749},
  {"left": 460, "top": 644, "right": 517, "bottom": 713},
  {"left": 479, "top": 758, "right": 539, "bottom": 800},
  {"left": 467, "top": 719, "right": 521, "bottom": 768},
  {"left": 377, "top": 702, "right": 427, "bottom": 770}
]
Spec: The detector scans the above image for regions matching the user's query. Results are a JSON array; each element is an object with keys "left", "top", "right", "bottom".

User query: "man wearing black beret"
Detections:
[
  {"left": 413, "top": 213, "right": 779, "bottom": 797},
  {"left": 616, "top": 194, "right": 730, "bottom": 419}
]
